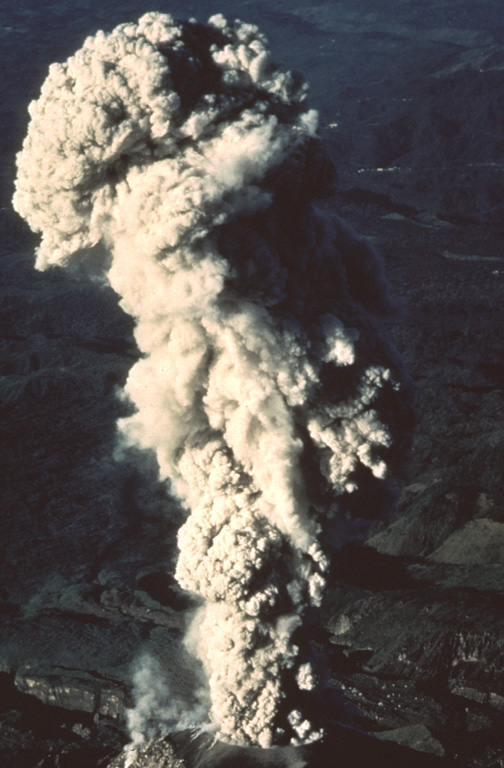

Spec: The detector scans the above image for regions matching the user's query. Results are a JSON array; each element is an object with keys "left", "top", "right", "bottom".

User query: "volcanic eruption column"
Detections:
[{"left": 13, "top": 12, "right": 410, "bottom": 748}]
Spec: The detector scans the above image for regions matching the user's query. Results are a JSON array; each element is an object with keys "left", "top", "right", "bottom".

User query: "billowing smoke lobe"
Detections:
[{"left": 13, "top": 12, "right": 411, "bottom": 750}]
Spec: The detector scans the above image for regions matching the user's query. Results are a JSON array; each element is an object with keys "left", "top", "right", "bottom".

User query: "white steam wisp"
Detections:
[{"left": 13, "top": 12, "right": 410, "bottom": 748}]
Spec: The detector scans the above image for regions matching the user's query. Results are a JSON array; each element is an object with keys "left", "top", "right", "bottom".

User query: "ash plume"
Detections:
[
  {"left": 125, "top": 653, "right": 208, "bottom": 762},
  {"left": 13, "top": 12, "right": 411, "bottom": 748}
]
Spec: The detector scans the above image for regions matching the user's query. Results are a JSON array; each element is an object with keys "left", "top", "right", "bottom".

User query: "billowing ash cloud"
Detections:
[{"left": 13, "top": 12, "right": 411, "bottom": 749}]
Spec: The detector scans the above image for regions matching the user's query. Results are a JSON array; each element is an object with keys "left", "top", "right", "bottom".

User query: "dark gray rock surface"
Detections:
[{"left": 1, "top": 0, "right": 504, "bottom": 766}]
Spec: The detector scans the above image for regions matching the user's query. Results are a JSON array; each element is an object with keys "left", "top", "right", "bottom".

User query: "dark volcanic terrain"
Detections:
[{"left": 1, "top": 1, "right": 504, "bottom": 766}]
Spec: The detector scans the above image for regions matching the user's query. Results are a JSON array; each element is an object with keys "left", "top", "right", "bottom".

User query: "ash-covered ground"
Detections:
[{"left": 1, "top": 1, "right": 504, "bottom": 766}]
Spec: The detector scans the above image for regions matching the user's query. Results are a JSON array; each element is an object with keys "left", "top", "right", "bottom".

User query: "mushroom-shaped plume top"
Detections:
[{"left": 13, "top": 12, "right": 317, "bottom": 270}]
